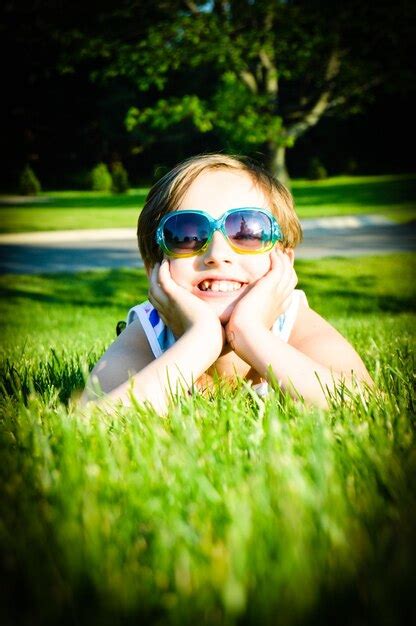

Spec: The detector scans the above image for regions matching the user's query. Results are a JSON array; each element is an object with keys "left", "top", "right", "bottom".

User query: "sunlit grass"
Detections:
[
  {"left": 1, "top": 175, "right": 415, "bottom": 233},
  {"left": 291, "top": 174, "right": 416, "bottom": 222},
  {"left": 0, "top": 254, "right": 415, "bottom": 625},
  {"left": 0, "top": 254, "right": 413, "bottom": 356},
  {"left": 0, "top": 188, "right": 148, "bottom": 233}
]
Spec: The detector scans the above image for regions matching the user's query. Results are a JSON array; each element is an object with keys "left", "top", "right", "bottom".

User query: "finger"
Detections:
[
  {"left": 149, "top": 278, "right": 165, "bottom": 301},
  {"left": 292, "top": 267, "right": 298, "bottom": 288},
  {"left": 277, "top": 268, "right": 298, "bottom": 304},
  {"left": 149, "top": 263, "right": 161, "bottom": 289},
  {"left": 149, "top": 260, "right": 174, "bottom": 302},
  {"left": 259, "top": 248, "right": 285, "bottom": 287},
  {"left": 276, "top": 265, "right": 297, "bottom": 298},
  {"left": 149, "top": 272, "right": 169, "bottom": 304},
  {"left": 275, "top": 250, "right": 295, "bottom": 286},
  {"left": 158, "top": 258, "right": 178, "bottom": 295},
  {"left": 258, "top": 252, "right": 295, "bottom": 303},
  {"left": 270, "top": 247, "right": 285, "bottom": 270}
]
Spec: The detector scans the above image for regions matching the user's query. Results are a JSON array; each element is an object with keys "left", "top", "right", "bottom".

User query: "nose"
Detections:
[{"left": 202, "top": 230, "right": 234, "bottom": 265}]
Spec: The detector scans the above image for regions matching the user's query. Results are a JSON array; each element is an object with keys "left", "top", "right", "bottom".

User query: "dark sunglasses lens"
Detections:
[
  {"left": 225, "top": 210, "right": 273, "bottom": 250},
  {"left": 163, "top": 213, "right": 209, "bottom": 254}
]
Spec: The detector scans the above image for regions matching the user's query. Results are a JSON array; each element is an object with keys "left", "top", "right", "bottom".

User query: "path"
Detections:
[{"left": 0, "top": 216, "right": 414, "bottom": 274}]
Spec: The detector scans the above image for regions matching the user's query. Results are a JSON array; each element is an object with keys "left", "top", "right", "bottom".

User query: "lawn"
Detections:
[
  {"left": 0, "top": 254, "right": 415, "bottom": 625},
  {"left": 1, "top": 174, "right": 415, "bottom": 233}
]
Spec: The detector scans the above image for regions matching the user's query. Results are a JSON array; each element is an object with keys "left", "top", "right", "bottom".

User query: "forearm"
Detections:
[
  {"left": 89, "top": 326, "right": 222, "bottom": 413},
  {"left": 230, "top": 326, "right": 364, "bottom": 408}
]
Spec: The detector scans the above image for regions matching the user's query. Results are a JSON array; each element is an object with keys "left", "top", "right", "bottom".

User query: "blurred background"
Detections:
[
  {"left": 1, "top": 6, "right": 415, "bottom": 625},
  {"left": 1, "top": 0, "right": 415, "bottom": 193}
]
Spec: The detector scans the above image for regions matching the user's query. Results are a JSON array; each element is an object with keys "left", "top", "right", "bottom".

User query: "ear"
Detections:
[{"left": 284, "top": 247, "right": 295, "bottom": 266}]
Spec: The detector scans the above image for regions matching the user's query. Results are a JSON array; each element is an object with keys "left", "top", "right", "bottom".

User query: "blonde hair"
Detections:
[{"left": 137, "top": 153, "right": 302, "bottom": 269}]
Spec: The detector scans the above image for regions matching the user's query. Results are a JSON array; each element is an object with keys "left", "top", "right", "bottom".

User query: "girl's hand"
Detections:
[
  {"left": 148, "top": 260, "right": 224, "bottom": 347},
  {"left": 226, "top": 249, "right": 297, "bottom": 348}
]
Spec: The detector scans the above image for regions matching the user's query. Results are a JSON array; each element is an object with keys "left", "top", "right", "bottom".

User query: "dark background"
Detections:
[{"left": 1, "top": 0, "right": 414, "bottom": 191}]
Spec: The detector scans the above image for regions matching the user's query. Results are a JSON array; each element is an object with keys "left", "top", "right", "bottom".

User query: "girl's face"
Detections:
[{"left": 165, "top": 168, "right": 285, "bottom": 324}]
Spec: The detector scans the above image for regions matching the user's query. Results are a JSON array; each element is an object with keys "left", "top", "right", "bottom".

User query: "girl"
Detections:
[{"left": 82, "top": 154, "right": 372, "bottom": 412}]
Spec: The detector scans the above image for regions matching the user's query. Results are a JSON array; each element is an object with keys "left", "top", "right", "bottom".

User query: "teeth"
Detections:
[{"left": 199, "top": 280, "right": 242, "bottom": 292}]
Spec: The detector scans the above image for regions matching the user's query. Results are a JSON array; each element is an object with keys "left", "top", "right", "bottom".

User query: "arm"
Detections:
[
  {"left": 228, "top": 303, "right": 372, "bottom": 408},
  {"left": 82, "top": 261, "right": 224, "bottom": 413},
  {"left": 82, "top": 319, "right": 223, "bottom": 413},
  {"left": 226, "top": 249, "right": 372, "bottom": 408}
]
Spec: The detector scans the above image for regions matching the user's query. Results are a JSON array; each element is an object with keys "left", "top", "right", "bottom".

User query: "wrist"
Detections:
[
  {"left": 226, "top": 321, "right": 270, "bottom": 357},
  {"left": 186, "top": 318, "right": 224, "bottom": 357}
]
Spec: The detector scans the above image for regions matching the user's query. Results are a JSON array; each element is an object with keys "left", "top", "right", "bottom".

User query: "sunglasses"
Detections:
[{"left": 156, "top": 208, "right": 283, "bottom": 258}]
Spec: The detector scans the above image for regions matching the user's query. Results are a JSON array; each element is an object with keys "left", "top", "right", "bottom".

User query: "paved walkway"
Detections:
[{"left": 0, "top": 215, "right": 414, "bottom": 274}]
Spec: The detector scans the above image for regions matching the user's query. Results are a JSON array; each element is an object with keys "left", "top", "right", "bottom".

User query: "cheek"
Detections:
[
  {"left": 168, "top": 258, "right": 194, "bottom": 284},
  {"left": 168, "top": 260, "right": 181, "bottom": 282},
  {"left": 244, "top": 254, "right": 272, "bottom": 279}
]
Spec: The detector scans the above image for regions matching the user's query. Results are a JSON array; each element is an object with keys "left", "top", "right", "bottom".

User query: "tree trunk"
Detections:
[{"left": 265, "top": 141, "right": 290, "bottom": 187}]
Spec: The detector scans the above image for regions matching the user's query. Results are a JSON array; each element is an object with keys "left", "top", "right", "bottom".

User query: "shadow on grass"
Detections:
[
  {"left": 302, "top": 285, "right": 416, "bottom": 315},
  {"left": 298, "top": 271, "right": 416, "bottom": 316},
  {"left": 1, "top": 258, "right": 415, "bottom": 317},
  {"left": 295, "top": 255, "right": 416, "bottom": 317},
  {"left": 293, "top": 176, "right": 416, "bottom": 208},
  {"left": 0, "top": 269, "right": 149, "bottom": 309},
  {"left": 0, "top": 190, "right": 149, "bottom": 210}
]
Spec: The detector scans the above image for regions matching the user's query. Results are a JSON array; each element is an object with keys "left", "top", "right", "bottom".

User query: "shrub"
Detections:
[
  {"left": 19, "top": 165, "right": 41, "bottom": 195},
  {"left": 111, "top": 161, "right": 129, "bottom": 193},
  {"left": 345, "top": 158, "right": 358, "bottom": 175},
  {"left": 89, "top": 163, "right": 112, "bottom": 192},
  {"left": 307, "top": 157, "right": 327, "bottom": 180}
]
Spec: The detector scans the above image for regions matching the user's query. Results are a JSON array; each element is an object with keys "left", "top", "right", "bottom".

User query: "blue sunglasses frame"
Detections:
[{"left": 156, "top": 207, "right": 283, "bottom": 258}]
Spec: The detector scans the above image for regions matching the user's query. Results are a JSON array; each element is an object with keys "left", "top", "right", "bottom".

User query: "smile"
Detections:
[{"left": 198, "top": 279, "right": 244, "bottom": 293}]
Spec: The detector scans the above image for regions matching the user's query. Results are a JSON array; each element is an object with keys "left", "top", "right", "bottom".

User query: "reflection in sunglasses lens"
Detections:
[
  {"left": 164, "top": 213, "right": 209, "bottom": 253},
  {"left": 225, "top": 211, "right": 272, "bottom": 250}
]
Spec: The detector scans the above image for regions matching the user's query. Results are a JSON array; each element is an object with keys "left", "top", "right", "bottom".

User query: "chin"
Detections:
[
  {"left": 208, "top": 300, "right": 235, "bottom": 325},
  {"left": 219, "top": 311, "right": 232, "bottom": 325},
  {"left": 195, "top": 289, "right": 244, "bottom": 324}
]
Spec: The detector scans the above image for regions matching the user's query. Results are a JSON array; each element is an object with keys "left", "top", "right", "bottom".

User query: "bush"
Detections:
[
  {"left": 307, "top": 157, "right": 327, "bottom": 180},
  {"left": 345, "top": 158, "right": 358, "bottom": 175},
  {"left": 111, "top": 161, "right": 129, "bottom": 193},
  {"left": 19, "top": 165, "right": 41, "bottom": 195},
  {"left": 89, "top": 163, "right": 112, "bottom": 192}
]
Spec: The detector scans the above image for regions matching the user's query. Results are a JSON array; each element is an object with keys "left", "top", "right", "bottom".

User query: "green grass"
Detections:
[
  {"left": 292, "top": 174, "right": 416, "bottom": 223},
  {"left": 1, "top": 174, "right": 415, "bottom": 233},
  {"left": 0, "top": 188, "right": 149, "bottom": 233},
  {"left": 0, "top": 255, "right": 415, "bottom": 625}
]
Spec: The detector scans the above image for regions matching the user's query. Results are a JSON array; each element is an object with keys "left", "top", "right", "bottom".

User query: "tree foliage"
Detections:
[
  {"left": 62, "top": 0, "right": 414, "bottom": 179},
  {"left": 2, "top": 0, "right": 415, "bottom": 185}
]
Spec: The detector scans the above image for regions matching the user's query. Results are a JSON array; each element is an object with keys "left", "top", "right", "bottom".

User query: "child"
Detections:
[{"left": 82, "top": 154, "right": 372, "bottom": 412}]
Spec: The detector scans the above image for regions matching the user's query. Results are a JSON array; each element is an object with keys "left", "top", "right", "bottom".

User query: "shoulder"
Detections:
[
  {"left": 289, "top": 302, "right": 371, "bottom": 379},
  {"left": 86, "top": 318, "right": 155, "bottom": 396},
  {"left": 289, "top": 302, "right": 341, "bottom": 346},
  {"left": 110, "top": 317, "right": 155, "bottom": 364}
]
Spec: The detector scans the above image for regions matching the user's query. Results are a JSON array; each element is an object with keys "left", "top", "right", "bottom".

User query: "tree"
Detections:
[
  {"left": 0, "top": 1, "right": 141, "bottom": 188},
  {"left": 79, "top": 0, "right": 413, "bottom": 182},
  {"left": 3, "top": 1, "right": 414, "bottom": 185}
]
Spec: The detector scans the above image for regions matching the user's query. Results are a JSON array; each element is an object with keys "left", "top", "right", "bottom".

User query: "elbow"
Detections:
[
  {"left": 348, "top": 366, "right": 374, "bottom": 390},
  {"left": 80, "top": 371, "right": 108, "bottom": 407}
]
